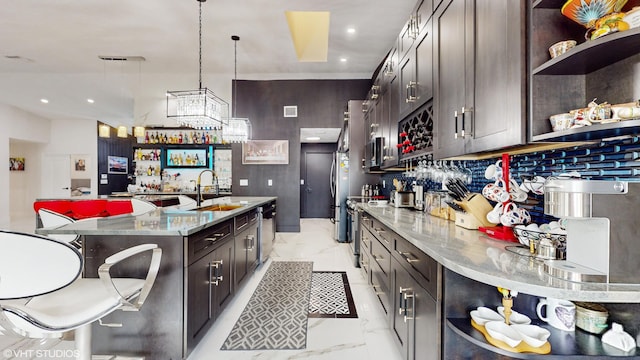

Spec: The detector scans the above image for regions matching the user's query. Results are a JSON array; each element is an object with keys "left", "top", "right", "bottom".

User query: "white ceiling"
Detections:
[{"left": 0, "top": 0, "right": 415, "bottom": 129}]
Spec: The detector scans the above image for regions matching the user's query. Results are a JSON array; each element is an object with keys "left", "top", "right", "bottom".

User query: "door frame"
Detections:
[{"left": 300, "top": 143, "right": 337, "bottom": 218}]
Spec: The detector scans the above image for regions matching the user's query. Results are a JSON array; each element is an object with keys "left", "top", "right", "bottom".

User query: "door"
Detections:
[
  {"left": 301, "top": 145, "right": 334, "bottom": 218},
  {"left": 42, "top": 155, "right": 71, "bottom": 198}
]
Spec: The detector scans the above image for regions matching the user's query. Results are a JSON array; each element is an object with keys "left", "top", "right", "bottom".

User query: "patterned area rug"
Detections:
[
  {"left": 308, "top": 271, "right": 358, "bottom": 318},
  {"left": 221, "top": 261, "right": 313, "bottom": 351}
]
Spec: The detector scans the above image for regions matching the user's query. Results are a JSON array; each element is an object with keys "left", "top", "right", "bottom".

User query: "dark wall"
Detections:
[
  {"left": 231, "top": 79, "right": 370, "bottom": 232},
  {"left": 97, "top": 124, "right": 134, "bottom": 195}
]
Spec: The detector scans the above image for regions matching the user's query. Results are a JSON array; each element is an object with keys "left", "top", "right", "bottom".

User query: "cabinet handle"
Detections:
[
  {"left": 403, "top": 289, "right": 415, "bottom": 322},
  {"left": 372, "top": 254, "right": 384, "bottom": 262},
  {"left": 454, "top": 110, "right": 459, "bottom": 139},
  {"left": 405, "top": 81, "right": 417, "bottom": 103},
  {"left": 205, "top": 233, "right": 226, "bottom": 243},
  {"left": 461, "top": 106, "right": 473, "bottom": 138},
  {"left": 237, "top": 222, "right": 248, "bottom": 231},
  {"left": 246, "top": 235, "right": 255, "bottom": 251},
  {"left": 400, "top": 251, "right": 419, "bottom": 263},
  {"left": 372, "top": 284, "right": 385, "bottom": 295},
  {"left": 210, "top": 260, "right": 223, "bottom": 286}
]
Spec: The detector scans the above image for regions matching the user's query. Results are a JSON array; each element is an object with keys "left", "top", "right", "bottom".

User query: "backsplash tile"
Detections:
[{"left": 381, "top": 136, "right": 640, "bottom": 224}]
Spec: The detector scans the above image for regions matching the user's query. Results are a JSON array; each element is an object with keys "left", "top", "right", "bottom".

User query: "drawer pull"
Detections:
[
  {"left": 205, "top": 233, "right": 226, "bottom": 243},
  {"left": 372, "top": 284, "right": 385, "bottom": 295},
  {"left": 210, "top": 260, "right": 224, "bottom": 286},
  {"left": 400, "top": 251, "right": 419, "bottom": 263},
  {"left": 372, "top": 254, "right": 384, "bottom": 262},
  {"left": 237, "top": 222, "right": 249, "bottom": 230}
]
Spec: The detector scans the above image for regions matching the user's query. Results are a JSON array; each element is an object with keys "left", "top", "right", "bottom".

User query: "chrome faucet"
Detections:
[{"left": 196, "top": 169, "right": 219, "bottom": 207}]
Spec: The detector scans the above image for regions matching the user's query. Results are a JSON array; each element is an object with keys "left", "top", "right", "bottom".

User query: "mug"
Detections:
[
  {"left": 482, "top": 179, "right": 510, "bottom": 203},
  {"left": 536, "top": 298, "right": 575, "bottom": 331},
  {"left": 486, "top": 202, "right": 504, "bottom": 224},
  {"left": 519, "top": 176, "right": 546, "bottom": 195},
  {"left": 500, "top": 202, "right": 530, "bottom": 227},
  {"left": 509, "top": 178, "right": 528, "bottom": 202},
  {"left": 484, "top": 160, "right": 503, "bottom": 180}
]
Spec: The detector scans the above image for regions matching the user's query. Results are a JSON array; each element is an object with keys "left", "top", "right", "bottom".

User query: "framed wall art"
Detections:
[
  {"left": 9, "top": 157, "right": 25, "bottom": 171},
  {"left": 108, "top": 155, "right": 128, "bottom": 174},
  {"left": 242, "top": 140, "right": 289, "bottom": 165}
]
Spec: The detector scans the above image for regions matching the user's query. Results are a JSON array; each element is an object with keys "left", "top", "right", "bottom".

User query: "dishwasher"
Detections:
[{"left": 258, "top": 201, "right": 276, "bottom": 265}]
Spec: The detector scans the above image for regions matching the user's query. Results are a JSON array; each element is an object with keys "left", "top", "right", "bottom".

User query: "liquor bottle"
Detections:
[
  {"left": 144, "top": 132, "right": 150, "bottom": 144},
  {"left": 179, "top": 132, "right": 183, "bottom": 144}
]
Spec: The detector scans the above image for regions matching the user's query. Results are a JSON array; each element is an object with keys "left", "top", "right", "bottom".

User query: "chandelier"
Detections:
[
  {"left": 167, "top": 0, "right": 229, "bottom": 128},
  {"left": 222, "top": 35, "right": 251, "bottom": 143}
]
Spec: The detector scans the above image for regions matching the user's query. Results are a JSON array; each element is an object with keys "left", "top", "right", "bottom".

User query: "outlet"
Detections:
[{"left": 268, "top": 179, "right": 273, "bottom": 186}]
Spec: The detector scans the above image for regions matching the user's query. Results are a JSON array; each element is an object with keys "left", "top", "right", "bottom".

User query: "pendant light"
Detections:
[
  {"left": 166, "top": 0, "right": 229, "bottom": 128},
  {"left": 222, "top": 35, "right": 251, "bottom": 143}
]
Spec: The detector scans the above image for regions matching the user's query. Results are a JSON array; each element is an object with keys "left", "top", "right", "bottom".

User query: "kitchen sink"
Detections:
[{"left": 194, "top": 203, "right": 244, "bottom": 211}]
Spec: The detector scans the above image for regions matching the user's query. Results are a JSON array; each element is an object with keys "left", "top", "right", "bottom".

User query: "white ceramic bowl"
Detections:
[
  {"left": 497, "top": 306, "right": 532, "bottom": 325},
  {"left": 470, "top": 307, "right": 503, "bottom": 325},
  {"left": 485, "top": 321, "right": 523, "bottom": 348},
  {"left": 511, "top": 324, "right": 550, "bottom": 348}
]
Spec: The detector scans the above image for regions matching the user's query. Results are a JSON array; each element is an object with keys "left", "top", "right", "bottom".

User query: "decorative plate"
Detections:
[{"left": 561, "top": 0, "right": 628, "bottom": 28}]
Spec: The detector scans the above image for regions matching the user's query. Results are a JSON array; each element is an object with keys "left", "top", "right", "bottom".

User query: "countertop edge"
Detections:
[{"left": 359, "top": 204, "right": 640, "bottom": 303}]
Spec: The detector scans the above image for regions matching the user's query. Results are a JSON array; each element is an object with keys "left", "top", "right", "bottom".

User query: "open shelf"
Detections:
[
  {"left": 533, "top": 27, "right": 640, "bottom": 75},
  {"left": 447, "top": 318, "right": 640, "bottom": 358},
  {"left": 532, "top": 0, "right": 566, "bottom": 9},
  {"left": 532, "top": 119, "right": 640, "bottom": 142}
]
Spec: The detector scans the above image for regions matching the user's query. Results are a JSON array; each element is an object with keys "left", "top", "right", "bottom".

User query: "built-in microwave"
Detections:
[{"left": 368, "top": 137, "right": 383, "bottom": 168}]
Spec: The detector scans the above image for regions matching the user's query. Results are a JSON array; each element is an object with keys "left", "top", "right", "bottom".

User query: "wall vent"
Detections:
[{"left": 283, "top": 105, "right": 298, "bottom": 118}]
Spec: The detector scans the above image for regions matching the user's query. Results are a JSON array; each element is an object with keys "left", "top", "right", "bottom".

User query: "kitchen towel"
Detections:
[
  {"left": 308, "top": 271, "right": 358, "bottom": 318},
  {"left": 221, "top": 261, "right": 313, "bottom": 351}
]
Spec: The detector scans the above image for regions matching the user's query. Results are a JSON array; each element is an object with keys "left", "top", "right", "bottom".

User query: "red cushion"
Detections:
[
  {"left": 33, "top": 200, "right": 72, "bottom": 216},
  {"left": 105, "top": 200, "right": 133, "bottom": 216},
  {"left": 70, "top": 200, "right": 108, "bottom": 219}
]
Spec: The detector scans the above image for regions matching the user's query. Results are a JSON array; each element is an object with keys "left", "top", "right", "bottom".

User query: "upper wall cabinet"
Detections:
[
  {"left": 433, "top": 0, "right": 526, "bottom": 159},
  {"left": 529, "top": 1, "right": 640, "bottom": 142},
  {"left": 399, "top": 1, "right": 435, "bottom": 121}
]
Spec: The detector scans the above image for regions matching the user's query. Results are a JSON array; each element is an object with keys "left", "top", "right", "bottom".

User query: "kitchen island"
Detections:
[
  {"left": 37, "top": 196, "right": 276, "bottom": 360},
  {"left": 358, "top": 203, "right": 640, "bottom": 359}
]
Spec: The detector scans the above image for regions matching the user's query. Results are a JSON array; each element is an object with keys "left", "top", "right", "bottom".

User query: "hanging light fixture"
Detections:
[
  {"left": 222, "top": 35, "right": 252, "bottom": 143},
  {"left": 167, "top": 0, "right": 229, "bottom": 128}
]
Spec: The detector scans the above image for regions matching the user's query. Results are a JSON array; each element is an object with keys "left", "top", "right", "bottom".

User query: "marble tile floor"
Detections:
[{"left": 1, "top": 217, "right": 402, "bottom": 360}]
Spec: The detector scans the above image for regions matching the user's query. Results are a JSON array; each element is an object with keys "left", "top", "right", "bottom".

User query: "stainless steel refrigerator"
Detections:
[
  {"left": 331, "top": 151, "right": 349, "bottom": 242},
  {"left": 331, "top": 100, "right": 378, "bottom": 242}
]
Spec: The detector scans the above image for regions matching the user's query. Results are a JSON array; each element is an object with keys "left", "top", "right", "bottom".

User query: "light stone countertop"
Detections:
[
  {"left": 360, "top": 203, "right": 640, "bottom": 303},
  {"left": 35, "top": 196, "right": 276, "bottom": 237}
]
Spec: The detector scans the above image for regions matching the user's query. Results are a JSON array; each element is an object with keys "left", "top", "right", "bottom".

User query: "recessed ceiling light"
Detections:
[
  {"left": 40, "top": 99, "right": 49, "bottom": 104},
  {"left": 87, "top": 98, "right": 95, "bottom": 104},
  {"left": 306, "top": 136, "right": 321, "bottom": 141},
  {"left": 347, "top": 27, "right": 356, "bottom": 34},
  {"left": 340, "top": 58, "right": 347, "bottom": 62}
]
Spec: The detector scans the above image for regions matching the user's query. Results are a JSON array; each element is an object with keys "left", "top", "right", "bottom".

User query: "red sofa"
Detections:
[{"left": 34, "top": 199, "right": 134, "bottom": 220}]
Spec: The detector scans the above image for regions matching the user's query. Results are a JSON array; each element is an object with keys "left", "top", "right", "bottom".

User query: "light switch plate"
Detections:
[
  {"left": 268, "top": 179, "right": 273, "bottom": 186},
  {"left": 239, "top": 179, "right": 248, "bottom": 186}
]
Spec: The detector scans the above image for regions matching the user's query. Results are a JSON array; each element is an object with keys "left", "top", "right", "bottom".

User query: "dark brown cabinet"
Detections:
[
  {"left": 234, "top": 210, "right": 259, "bottom": 287},
  {"left": 391, "top": 257, "right": 439, "bottom": 360},
  {"left": 433, "top": 0, "right": 526, "bottom": 159},
  {"left": 186, "top": 220, "right": 234, "bottom": 353},
  {"left": 399, "top": 19, "right": 434, "bottom": 121}
]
